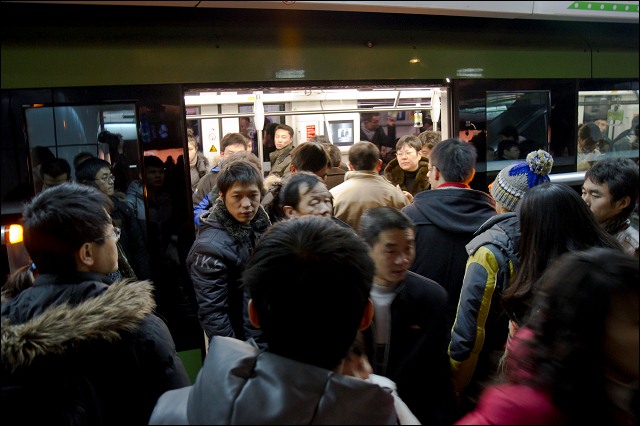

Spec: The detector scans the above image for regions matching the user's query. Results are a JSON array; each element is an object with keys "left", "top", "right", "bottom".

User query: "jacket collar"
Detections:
[
  {"left": 203, "top": 197, "right": 271, "bottom": 242},
  {"left": 2, "top": 279, "right": 155, "bottom": 371}
]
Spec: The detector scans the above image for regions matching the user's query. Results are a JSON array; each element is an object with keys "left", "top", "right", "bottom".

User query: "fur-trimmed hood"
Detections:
[
  {"left": 201, "top": 196, "right": 271, "bottom": 243},
  {"left": 1, "top": 279, "right": 155, "bottom": 372},
  {"left": 261, "top": 174, "right": 285, "bottom": 223},
  {"left": 384, "top": 156, "right": 431, "bottom": 195}
]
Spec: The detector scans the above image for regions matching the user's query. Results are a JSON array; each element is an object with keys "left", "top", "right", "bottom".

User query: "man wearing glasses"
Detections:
[
  {"left": 76, "top": 157, "right": 151, "bottom": 281},
  {"left": 1, "top": 182, "right": 190, "bottom": 425}
]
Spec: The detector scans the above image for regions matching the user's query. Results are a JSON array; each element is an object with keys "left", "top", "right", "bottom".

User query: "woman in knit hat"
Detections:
[{"left": 449, "top": 149, "right": 553, "bottom": 418}]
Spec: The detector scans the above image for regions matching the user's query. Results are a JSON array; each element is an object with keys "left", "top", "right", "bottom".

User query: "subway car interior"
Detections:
[{"left": 1, "top": 1, "right": 638, "bottom": 378}]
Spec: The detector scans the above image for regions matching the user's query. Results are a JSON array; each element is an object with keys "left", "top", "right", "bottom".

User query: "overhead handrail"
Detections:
[{"left": 186, "top": 105, "right": 432, "bottom": 120}]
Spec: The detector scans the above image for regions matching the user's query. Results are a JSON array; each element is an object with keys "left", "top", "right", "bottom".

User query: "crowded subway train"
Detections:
[{"left": 1, "top": 0, "right": 638, "bottom": 389}]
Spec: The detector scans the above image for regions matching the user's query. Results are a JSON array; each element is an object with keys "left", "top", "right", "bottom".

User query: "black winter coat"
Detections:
[
  {"left": 1, "top": 274, "right": 190, "bottom": 425},
  {"left": 364, "top": 271, "right": 455, "bottom": 426},
  {"left": 187, "top": 197, "right": 270, "bottom": 345},
  {"left": 402, "top": 188, "right": 496, "bottom": 326}
]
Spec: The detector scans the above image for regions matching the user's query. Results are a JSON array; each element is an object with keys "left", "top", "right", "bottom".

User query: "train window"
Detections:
[
  {"left": 577, "top": 90, "right": 638, "bottom": 171},
  {"left": 22, "top": 103, "right": 139, "bottom": 187},
  {"left": 485, "top": 91, "right": 551, "bottom": 171}
]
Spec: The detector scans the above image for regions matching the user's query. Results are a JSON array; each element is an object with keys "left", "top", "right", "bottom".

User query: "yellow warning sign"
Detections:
[{"left": 209, "top": 145, "right": 218, "bottom": 153}]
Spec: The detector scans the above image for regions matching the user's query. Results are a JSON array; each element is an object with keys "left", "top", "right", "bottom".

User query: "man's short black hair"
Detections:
[
  {"left": 40, "top": 157, "right": 71, "bottom": 180},
  {"left": 429, "top": 138, "right": 477, "bottom": 183},
  {"left": 348, "top": 141, "right": 380, "bottom": 171},
  {"left": 244, "top": 216, "right": 373, "bottom": 371},
  {"left": 217, "top": 159, "right": 264, "bottom": 196},
  {"left": 75, "top": 157, "right": 111, "bottom": 184},
  {"left": 291, "top": 142, "right": 330, "bottom": 174},
  {"left": 358, "top": 206, "right": 415, "bottom": 246},
  {"left": 22, "top": 182, "right": 113, "bottom": 274}
]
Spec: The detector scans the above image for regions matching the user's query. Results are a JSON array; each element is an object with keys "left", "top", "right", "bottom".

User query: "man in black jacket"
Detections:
[
  {"left": 1, "top": 183, "right": 190, "bottom": 425},
  {"left": 359, "top": 206, "right": 455, "bottom": 426},
  {"left": 360, "top": 111, "right": 397, "bottom": 171},
  {"left": 402, "top": 138, "right": 496, "bottom": 326}
]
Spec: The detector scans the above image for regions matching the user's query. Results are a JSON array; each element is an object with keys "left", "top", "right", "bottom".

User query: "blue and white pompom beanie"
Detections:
[{"left": 490, "top": 150, "right": 553, "bottom": 211}]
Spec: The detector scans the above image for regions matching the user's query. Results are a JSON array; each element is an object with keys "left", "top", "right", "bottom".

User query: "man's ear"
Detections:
[
  {"left": 290, "top": 164, "right": 297, "bottom": 174},
  {"left": 374, "top": 159, "right": 383, "bottom": 173},
  {"left": 248, "top": 299, "right": 261, "bottom": 328},
  {"left": 347, "top": 162, "right": 355, "bottom": 171},
  {"left": 433, "top": 167, "right": 441, "bottom": 182},
  {"left": 358, "top": 298, "right": 374, "bottom": 331},
  {"left": 282, "top": 205, "right": 295, "bottom": 218},
  {"left": 75, "top": 242, "right": 95, "bottom": 270},
  {"left": 467, "top": 168, "right": 476, "bottom": 183},
  {"left": 614, "top": 195, "right": 631, "bottom": 213}
]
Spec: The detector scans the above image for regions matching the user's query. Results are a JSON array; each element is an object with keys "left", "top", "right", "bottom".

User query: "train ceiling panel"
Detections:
[{"left": 7, "top": 1, "right": 638, "bottom": 23}]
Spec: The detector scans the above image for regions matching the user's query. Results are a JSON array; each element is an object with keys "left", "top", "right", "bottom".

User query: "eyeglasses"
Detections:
[
  {"left": 96, "top": 174, "right": 115, "bottom": 183},
  {"left": 396, "top": 150, "right": 417, "bottom": 158},
  {"left": 94, "top": 226, "right": 121, "bottom": 243}
]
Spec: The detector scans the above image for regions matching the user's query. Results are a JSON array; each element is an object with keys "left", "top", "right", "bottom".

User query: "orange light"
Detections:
[
  {"left": 2, "top": 224, "right": 24, "bottom": 244},
  {"left": 9, "top": 225, "right": 23, "bottom": 244}
]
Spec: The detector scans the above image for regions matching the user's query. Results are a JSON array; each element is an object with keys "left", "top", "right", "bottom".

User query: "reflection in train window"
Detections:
[
  {"left": 485, "top": 91, "right": 551, "bottom": 172},
  {"left": 577, "top": 90, "right": 638, "bottom": 171},
  {"left": 20, "top": 103, "right": 139, "bottom": 196}
]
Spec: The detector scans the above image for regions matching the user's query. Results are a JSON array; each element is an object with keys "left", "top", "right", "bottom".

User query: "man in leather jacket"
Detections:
[{"left": 150, "top": 217, "right": 399, "bottom": 424}]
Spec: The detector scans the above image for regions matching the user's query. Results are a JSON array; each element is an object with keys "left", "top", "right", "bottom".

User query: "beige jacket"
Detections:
[{"left": 330, "top": 170, "right": 409, "bottom": 230}]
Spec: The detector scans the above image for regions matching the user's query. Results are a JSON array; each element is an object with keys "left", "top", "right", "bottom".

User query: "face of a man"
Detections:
[
  {"left": 91, "top": 223, "right": 120, "bottom": 275},
  {"left": 94, "top": 166, "right": 115, "bottom": 196},
  {"left": 188, "top": 143, "right": 197, "bottom": 163},
  {"left": 420, "top": 146, "right": 431, "bottom": 160},
  {"left": 581, "top": 177, "right": 628, "bottom": 223},
  {"left": 595, "top": 119, "right": 609, "bottom": 136},
  {"left": 364, "top": 116, "right": 381, "bottom": 131},
  {"left": 222, "top": 182, "right": 261, "bottom": 224},
  {"left": 287, "top": 181, "right": 333, "bottom": 219},
  {"left": 145, "top": 166, "right": 165, "bottom": 188},
  {"left": 222, "top": 143, "right": 248, "bottom": 160},
  {"left": 274, "top": 129, "right": 293, "bottom": 150},
  {"left": 370, "top": 227, "right": 415, "bottom": 287},
  {"left": 502, "top": 145, "right": 520, "bottom": 160},
  {"left": 240, "top": 118, "right": 250, "bottom": 133}
]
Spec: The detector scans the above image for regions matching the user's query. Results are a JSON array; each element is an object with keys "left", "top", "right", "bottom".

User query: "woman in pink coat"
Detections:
[{"left": 456, "top": 247, "right": 638, "bottom": 425}]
